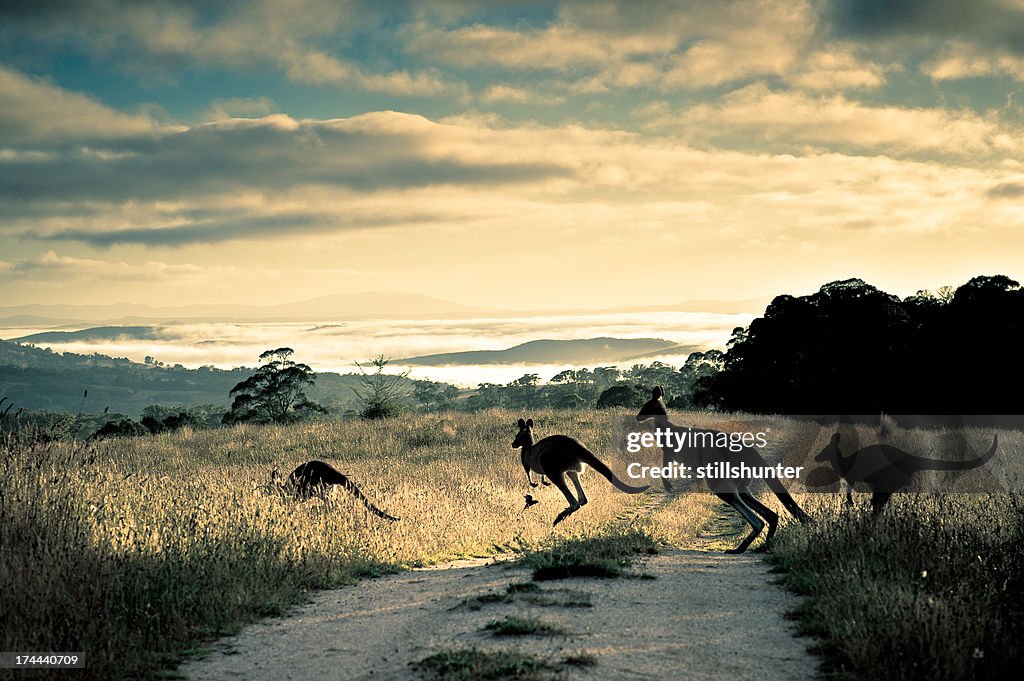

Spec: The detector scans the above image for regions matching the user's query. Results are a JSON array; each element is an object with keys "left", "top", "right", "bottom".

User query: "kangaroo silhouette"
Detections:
[
  {"left": 513, "top": 418, "right": 649, "bottom": 526},
  {"left": 636, "top": 387, "right": 809, "bottom": 553},
  {"left": 285, "top": 460, "right": 399, "bottom": 521},
  {"left": 813, "top": 432, "right": 998, "bottom": 513}
]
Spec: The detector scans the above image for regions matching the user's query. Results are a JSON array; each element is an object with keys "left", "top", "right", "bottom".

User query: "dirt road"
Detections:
[{"left": 181, "top": 515, "right": 817, "bottom": 680}]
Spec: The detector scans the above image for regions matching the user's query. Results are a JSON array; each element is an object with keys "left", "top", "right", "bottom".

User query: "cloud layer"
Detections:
[{"left": 2, "top": 1, "right": 1023, "bottom": 308}]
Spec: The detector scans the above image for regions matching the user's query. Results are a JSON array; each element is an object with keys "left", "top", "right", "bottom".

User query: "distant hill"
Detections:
[
  {"left": 13, "top": 326, "right": 165, "bottom": 343},
  {"left": 400, "top": 337, "right": 679, "bottom": 366},
  {"left": 0, "top": 340, "right": 410, "bottom": 417},
  {"left": 626, "top": 344, "right": 700, "bottom": 360}
]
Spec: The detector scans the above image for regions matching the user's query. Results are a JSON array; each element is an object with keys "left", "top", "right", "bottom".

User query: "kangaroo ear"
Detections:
[
  {"left": 517, "top": 418, "right": 526, "bottom": 429},
  {"left": 653, "top": 386, "right": 663, "bottom": 399},
  {"left": 526, "top": 418, "right": 533, "bottom": 428},
  {"left": 831, "top": 432, "right": 841, "bottom": 444}
]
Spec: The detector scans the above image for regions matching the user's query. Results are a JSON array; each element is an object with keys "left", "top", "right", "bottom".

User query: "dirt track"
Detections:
[{"left": 181, "top": 514, "right": 817, "bottom": 680}]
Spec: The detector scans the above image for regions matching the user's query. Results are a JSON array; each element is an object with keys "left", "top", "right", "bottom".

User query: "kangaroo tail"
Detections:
[
  {"left": 340, "top": 478, "right": 400, "bottom": 521},
  {"left": 909, "top": 433, "right": 998, "bottom": 472},
  {"left": 579, "top": 449, "right": 650, "bottom": 494}
]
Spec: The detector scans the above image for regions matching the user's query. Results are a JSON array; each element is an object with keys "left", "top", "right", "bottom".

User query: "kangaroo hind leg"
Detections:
[
  {"left": 566, "top": 470, "right": 588, "bottom": 507},
  {"left": 740, "top": 491, "right": 779, "bottom": 545},
  {"left": 550, "top": 473, "right": 580, "bottom": 527},
  {"left": 715, "top": 492, "right": 764, "bottom": 554},
  {"left": 870, "top": 492, "right": 891, "bottom": 514}
]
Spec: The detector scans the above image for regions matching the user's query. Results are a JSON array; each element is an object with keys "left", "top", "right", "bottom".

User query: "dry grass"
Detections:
[
  {"left": 4, "top": 408, "right": 1016, "bottom": 680},
  {"left": 772, "top": 493, "right": 1024, "bottom": 680},
  {"left": 0, "top": 408, "right": 710, "bottom": 680}
]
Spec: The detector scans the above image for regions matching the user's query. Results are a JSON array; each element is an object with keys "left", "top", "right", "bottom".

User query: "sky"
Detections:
[{"left": 2, "top": 0, "right": 1024, "bottom": 311}]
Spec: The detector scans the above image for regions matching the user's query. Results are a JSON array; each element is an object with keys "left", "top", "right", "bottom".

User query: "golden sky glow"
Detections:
[{"left": 2, "top": 1, "right": 1023, "bottom": 311}]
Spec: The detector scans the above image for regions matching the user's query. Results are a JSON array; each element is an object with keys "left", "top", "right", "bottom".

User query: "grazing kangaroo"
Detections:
[
  {"left": 285, "top": 460, "right": 399, "bottom": 521},
  {"left": 513, "top": 418, "right": 650, "bottom": 526},
  {"left": 814, "top": 432, "right": 998, "bottom": 513},
  {"left": 636, "top": 387, "right": 809, "bottom": 553}
]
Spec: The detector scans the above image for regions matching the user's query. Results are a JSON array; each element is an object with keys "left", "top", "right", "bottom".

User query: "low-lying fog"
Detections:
[{"left": 2, "top": 310, "right": 751, "bottom": 387}]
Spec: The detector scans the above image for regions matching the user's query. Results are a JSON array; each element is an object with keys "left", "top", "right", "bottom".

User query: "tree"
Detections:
[
  {"left": 596, "top": 384, "right": 649, "bottom": 409},
  {"left": 411, "top": 379, "right": 460, "bottom": 412},
  {"left": 504, "top": 374, "right": 541, "bottom": 409},
  {"left": 222, "top": 348, "right": 326, "bottom": 424},
  {"left": 352, "top": 355, "right": 410, "bottom": 419},
  {"left": 92, "top": 418, "right": 148, "bottom": 439},
  {"left": 672, "top": 350, "right": 725, "bottom": 408}
]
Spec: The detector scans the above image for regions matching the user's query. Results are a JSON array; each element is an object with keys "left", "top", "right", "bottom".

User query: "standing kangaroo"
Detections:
[
  {"left": 284, "top": 460, "right": 399, "bottom": 521},
  {"left": 814, "top": 432, "right": 998, "bottom": 513},
  {"left": 636, "top": 387, "right": 809, "bottom": 553},
  {"left": 513, "top": 418, "right": 650, "bottom": 526}
]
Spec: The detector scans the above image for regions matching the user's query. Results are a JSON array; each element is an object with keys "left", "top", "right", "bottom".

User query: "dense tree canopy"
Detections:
[{"left": 694, "top": 276, "right": 1024, "bottom": 414}]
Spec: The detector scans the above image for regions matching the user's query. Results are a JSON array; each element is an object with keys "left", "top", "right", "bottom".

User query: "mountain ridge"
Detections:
[{"left": 398, "top": 337, "right": 683, "bottom": 366}]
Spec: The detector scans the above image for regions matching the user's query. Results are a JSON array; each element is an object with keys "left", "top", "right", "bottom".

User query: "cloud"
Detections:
[
  {"left": 921, "top": 42, "right": 1024, "bottom": 81},
  {"left": 34, "top": 209, "right": 453, "bottom": 247},
  {"left": 0, "top": 65, "right": 162, "bottom": 145},
  {"left": 0, "top": 250, "right": 206, "bottom": 282},
  {"left": 827, "top": 0, "right": 1024, "bottom": 82},
  {"left": 828, "top": 0, "right": 1024, "bottom": 47},
  {"left": 785, "top": 47, "right": 888, "bottom": 90},
  {"left": 479, "top": 85, "right": 565, "bottom": 105},
  {"left": 673, "top": 84, "right": 1018, "bottom": 156},
  {"left": 0, "top": 109, "right": 572, "bottom": 206},
  {"left": 0, "top": 0, "right": 454, "bottom": 96},
  {"left": 201, "top": 97, "right": 279, "bottom": 122},
  {"left": 987, "top": 181, "right": 1024, "bottom": 199},
  {"left": 406, "top": 0, "right": 825, "bottom": 90},
  {"left": 6, "top": 108, "right": 1020, "bottom": 249},
  {"left": 2, "top": 63, "right": 1022, "bottom": 252}
]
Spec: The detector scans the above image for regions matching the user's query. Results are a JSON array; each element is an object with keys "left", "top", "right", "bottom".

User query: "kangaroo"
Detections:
[
  {"left": 814, "top": 432, "right": 998, "bottom": 513},
  {"left": 285, "top": 460, "right": 399, "bottom": 521},
  {"left": 513, "top": 418, "right": 650, "bottom": 526},
  {"left": 636, "top": 387, "right": 809, "bottom": 553}
]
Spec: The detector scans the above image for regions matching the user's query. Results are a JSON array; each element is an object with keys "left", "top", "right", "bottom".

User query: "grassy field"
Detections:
[
  {"left": 1, "top": 409, "right": 1020, "bottom": 680},
  {"left": 0, "top": 408, "right": 712, "bottom": 680}
]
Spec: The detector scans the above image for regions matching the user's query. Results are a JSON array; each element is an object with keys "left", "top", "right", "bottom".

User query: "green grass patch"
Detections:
[
  {"left": 562, "top": 653, "right": 598, "bottom": 668},
  {"left": 484, "top": 616, "right": 567, "bottom": 637},
  {"left": 460, "top": 581, "right": 591, "bottom": 610},
  {"left": 520, "top": 525, "right": 660, "bottom": 581},
  {"left": 771, "top": 495, "right": 1024, "bottom": 681},
  {"left": 415, "top": 648, "right": 558, "bottom": 680},
  {"left": 505, "top": 581, "right": 541, "bottom": 594}
]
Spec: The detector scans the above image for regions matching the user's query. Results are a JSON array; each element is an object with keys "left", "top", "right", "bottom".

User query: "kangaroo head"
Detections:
[
  {"left": 814, "top": 432, "right": 842, "bottom": 463},
  {"left": 512, "top": 417, "right": 534, "bottom": 449},
  {"left": 636, "top": 386, "right": 668, "bottom": 422}
]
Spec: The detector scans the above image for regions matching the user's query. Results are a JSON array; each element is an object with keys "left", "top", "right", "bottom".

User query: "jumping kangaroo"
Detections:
[
  {"left": 636, "top": 387, "right": 809, "bottom": 553},
  {"left": 814, "top": 432, "right": 998, "bottom": 513},
  {"left": 513, "top": 418, "right": 650, "bottom": 526},
  {"left": 285, "top": 460, "right": 399, "bottom": 521}
]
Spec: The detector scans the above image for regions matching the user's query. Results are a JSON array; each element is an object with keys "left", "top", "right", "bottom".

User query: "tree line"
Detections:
[
  {"left": 694, "top": 275, "right": 1023, "bottom": 414},
  {"left": 5, "top": 273, "right": 1020, "bottom": 441}
]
